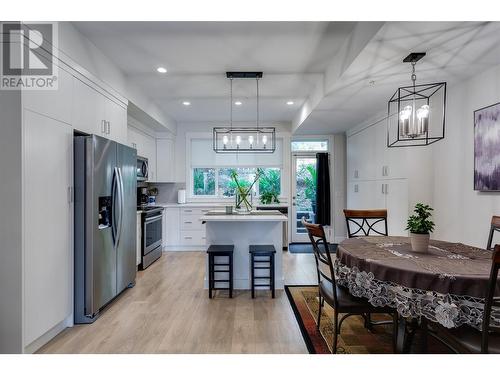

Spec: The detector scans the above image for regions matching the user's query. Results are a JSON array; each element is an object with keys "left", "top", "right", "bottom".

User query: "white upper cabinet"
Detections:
[
  {"left": 22, "top": 68, "right": 73, "bottom": 125},
  {"left": 156, "top": 138, "right": 175, "bottom": 182},
  {"left": 72, "top": 77, "right": 127, "bottom": 144},
  {"left": 72, "top": 77, "right": 106, "bottom": 135},
  {"left": 375, "top": 121, "right": 408, "bottom": 180},
  {"left": 105, "top": 98, "right": 127, "bottom": 145},
  {"left": 127, "top": 126, "right": 157, "bottom": 181}
]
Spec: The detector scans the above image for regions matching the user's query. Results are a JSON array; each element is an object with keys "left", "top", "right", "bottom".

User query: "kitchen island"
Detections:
[{"left": 201, "top": 211, "right": 288, "bottom": 290}]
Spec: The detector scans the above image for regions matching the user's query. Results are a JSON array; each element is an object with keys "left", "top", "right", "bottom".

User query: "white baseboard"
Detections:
[
  {"left": 164, "top": 246, "right": 207, "bottom": 252},
  {"left": 24, "top": 317, "right": 70, "bottom": 354}
]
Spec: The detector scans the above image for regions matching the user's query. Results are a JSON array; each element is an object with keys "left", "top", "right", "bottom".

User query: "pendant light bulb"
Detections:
[
  {"left": 223, "top": 135, "right": 229, "bottom": 145},
  {"left": 262, "top": 135, "right": 267, "bottom": 145},
  {"left": 236, "top": 136, "right": 241, "bottom": 145},
  {"left": 417, "top": 104, "right": 429, "bottom": 119}
]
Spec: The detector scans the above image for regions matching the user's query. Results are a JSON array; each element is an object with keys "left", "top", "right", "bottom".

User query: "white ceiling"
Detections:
[
  {"left": 296, "top": 21, "right": 500, "bottom": 134},
  {"left": 73, "top": 21, "right": 356, "bottom": 124},
  {"left": 73, "top": 21, "right": 500, "bottom": 134}
]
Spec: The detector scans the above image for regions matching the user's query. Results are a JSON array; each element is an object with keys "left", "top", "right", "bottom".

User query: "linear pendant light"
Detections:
[{"left": 213, "top": 72, "right": 276, "bottom": 153}]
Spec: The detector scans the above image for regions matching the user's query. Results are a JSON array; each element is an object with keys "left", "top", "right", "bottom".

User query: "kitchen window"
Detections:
[
  {"left": 193, "top": 168, "right": 216, "bottom": 196},
  {"left": 189, "top": 136, "right": 285, "bottom": 199},
  {"left": 192, "top": 167, "right": 282, "bottom": 198}
]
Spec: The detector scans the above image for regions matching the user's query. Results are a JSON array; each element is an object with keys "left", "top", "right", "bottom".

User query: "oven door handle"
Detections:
[{"left": 144, "top": 215, "right": 162, "bottom": 224}]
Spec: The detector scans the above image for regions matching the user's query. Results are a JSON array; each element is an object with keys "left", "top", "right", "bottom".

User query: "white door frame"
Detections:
[{"left": 291, "top": 153, "right": 317, "bottom": 243}]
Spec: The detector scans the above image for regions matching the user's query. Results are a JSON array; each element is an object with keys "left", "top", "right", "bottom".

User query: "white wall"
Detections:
[
  {"left": 346, "top": 63, "right": 500, "bottom": 248},
  {"left": 432, "top": 64, "right": 500, "bottom": 248},
  {"left": 173, "top": 122, "right": 292, "bottom": 183},
  {"left": 332, "top": 134, "right": 347, "bottom": 242}
]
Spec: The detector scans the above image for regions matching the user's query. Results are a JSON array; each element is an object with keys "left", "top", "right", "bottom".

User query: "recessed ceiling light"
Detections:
[
  {"left": 157, "top": 67, "right": 167, "bottom": 73},
  {"left": 182, "top": 101, "right": 191, "bottom": 106},
  {"left": 234, "top": 101, "right": 242, "bottom": 106},
  {"left": 286, "top": 101, "right": 294, "bottom": 105}
]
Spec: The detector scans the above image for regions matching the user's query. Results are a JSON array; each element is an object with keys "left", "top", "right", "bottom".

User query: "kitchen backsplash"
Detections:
[{"left": 149, "top": 182, "right": 186, "bottom": 203}]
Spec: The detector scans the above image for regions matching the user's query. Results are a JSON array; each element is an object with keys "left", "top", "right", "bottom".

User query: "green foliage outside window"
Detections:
[{"left": 193, "top": 168, "right": 215, "bottom": 195}]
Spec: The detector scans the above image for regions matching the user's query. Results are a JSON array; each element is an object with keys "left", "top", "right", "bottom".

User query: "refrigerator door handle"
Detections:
[
  {"left": 115, "top": 167, "right": 124, "bottom": 248},
  {"left": 112, "top": 167, "right": 119, "bottom": 245}
]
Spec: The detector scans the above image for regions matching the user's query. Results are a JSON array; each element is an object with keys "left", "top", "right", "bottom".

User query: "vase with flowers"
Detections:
[{"left": 231, "top": 168, "right": 262, "bottom": 214}]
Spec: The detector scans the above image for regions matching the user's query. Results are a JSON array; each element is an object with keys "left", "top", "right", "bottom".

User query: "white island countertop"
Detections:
[
  {"left": 201, "top": 210, "right": 287, "bottom": 222},
  {"left": 158, "top": 202, "right": 289, "bottom": 208}
]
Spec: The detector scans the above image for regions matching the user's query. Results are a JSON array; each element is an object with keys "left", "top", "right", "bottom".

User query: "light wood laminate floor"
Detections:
[{"left": 38, "top": 251, "right": 317, "bottom": 354}]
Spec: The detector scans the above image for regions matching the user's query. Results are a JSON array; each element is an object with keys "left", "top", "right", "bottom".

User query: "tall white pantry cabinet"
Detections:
[
  {"left": 346, "top": 120, "right": 412, "bottom": 236},
  {"left": 0, "top": 62, "right": 129, "bottom": 353}
]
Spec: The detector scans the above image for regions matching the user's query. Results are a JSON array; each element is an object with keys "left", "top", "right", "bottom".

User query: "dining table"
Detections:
[{"left": 335, "top": 236, "right": 499, "bottom": 353}]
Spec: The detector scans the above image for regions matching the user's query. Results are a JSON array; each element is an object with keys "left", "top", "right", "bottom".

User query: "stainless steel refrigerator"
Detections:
[{"left": 74, "top": 134, "right": 137, "bottom": 323}]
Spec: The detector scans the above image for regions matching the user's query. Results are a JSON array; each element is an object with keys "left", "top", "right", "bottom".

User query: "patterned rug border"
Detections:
[{"left": 285, "top": 284, "right": 325, "bottom": 354}]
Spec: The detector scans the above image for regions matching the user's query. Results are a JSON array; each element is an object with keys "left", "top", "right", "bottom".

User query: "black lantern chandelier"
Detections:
[
  {"left": 387, "top": 53, "right": 447, "bottom": 147},
  {"left": 213, "top": 72, "right": 276, "bottom": 153}
]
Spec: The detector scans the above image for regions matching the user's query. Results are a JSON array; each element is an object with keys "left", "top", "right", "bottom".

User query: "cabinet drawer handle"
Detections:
[
  {"left": 184, "top": 210, "right": 192, "bottom": 213},
  {"left": 184, "top": 236, "right": 192, "bottom": 239},
  {"left": 101, "top": 120, "right": 106, "bottom": 134},
  {"left": 184, "top": 221, "right": 192, "bottom": 224},
  {"left": 202, "top": 210, "right": 210, "bottom": 212}
]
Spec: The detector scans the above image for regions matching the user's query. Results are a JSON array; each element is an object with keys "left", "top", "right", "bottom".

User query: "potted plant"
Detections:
[{"left": 406, "top": 203, "right": 435, "bottom": 253}]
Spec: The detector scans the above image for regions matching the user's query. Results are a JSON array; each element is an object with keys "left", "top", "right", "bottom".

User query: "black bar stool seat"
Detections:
[
  {"left": 249, "top": 245, "right": 276, "bottom": 298},
  {"left": 207, "top": 245, "right": 234, "bottom": 298}
]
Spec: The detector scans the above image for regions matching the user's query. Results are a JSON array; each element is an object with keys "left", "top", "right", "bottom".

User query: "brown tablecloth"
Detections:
[
  {"left": 337, "top": 236, "right": 495, "bottom": 298},
  {"left": 335, "top": 236, "right": 498, "bottom": 329}
]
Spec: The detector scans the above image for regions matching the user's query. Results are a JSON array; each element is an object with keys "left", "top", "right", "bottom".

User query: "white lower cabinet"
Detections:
[
  {"left": 23, "top": 109, "right": 73, "bottom": 349},
  {"left": 137, "top": 212, "right": 142, "bottom": 266},
  {"left": 347, "top": 179, "right": 408, "bottom": 236},
  {"left": 163, "top": 206, "right": 215, "bottom": 250},
  {"left": 164, "top": 207, "right": 180, "bottom": 247},
  {"left": 385, "top": 179, "right": 409, "bottom": 236}
]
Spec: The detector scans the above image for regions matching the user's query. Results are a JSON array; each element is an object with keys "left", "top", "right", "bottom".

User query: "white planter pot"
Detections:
[{"left": 410, "top": 233, "right": 430, "bottom": 253}]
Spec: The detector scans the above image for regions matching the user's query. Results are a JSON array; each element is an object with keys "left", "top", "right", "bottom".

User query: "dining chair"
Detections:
[
  {"left": 343, "top": 209, "right": 388, "bottom": 238},
  {"left": 302, "top": 217, "right": 398, "bottom": 353},
  {"left": 427, "top": 244, "right": 500, "bottom": 353},
  {"left": 486, "top": 216, "right": 500, "bottom": 251}
]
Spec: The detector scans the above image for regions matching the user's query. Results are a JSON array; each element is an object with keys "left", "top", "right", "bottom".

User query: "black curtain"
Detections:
[{"left": 315, "top": 152, "right": 331, "bottom": 225}]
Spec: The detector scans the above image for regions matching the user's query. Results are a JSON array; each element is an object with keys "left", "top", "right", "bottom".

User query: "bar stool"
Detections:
[
  {"left": 249, "top": 245, "right": 276, "bottom": 298},
  {"left": 207, "top": 245, "right": 234, "bottom": 298}
]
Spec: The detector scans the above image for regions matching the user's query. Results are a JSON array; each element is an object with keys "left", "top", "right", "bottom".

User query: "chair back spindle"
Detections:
[
  {"left": 486, "top": 216, "right": 500, "bottom": 251},
  {"left": 482, "top": 244, "right": 500, "bottom": 353},
  {"left": 302, "top": 217, "right": 339, "bottom": 308},
  {"left": 343, "top": 209, "right": 388, "bottom": 238}
]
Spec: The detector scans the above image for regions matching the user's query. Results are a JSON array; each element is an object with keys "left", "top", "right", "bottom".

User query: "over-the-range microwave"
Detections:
[{"left": 137, "top": 156, "right": 148, "bottom": 182}]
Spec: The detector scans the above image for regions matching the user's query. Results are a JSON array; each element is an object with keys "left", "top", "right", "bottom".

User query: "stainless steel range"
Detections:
[{"left": 139, "top": 206, "right": 164, "bottom": 269}]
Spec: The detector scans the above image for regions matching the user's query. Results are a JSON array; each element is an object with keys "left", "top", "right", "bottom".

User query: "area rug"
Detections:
[
  {"left": 288, "top": 243, "right": 337, "bottom": 254},
  {"left": 285, "top": 285, "right": 397, "bottom": 354}
]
